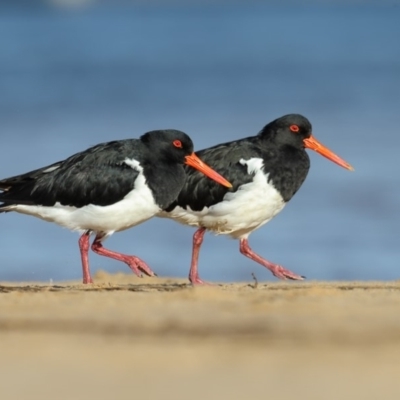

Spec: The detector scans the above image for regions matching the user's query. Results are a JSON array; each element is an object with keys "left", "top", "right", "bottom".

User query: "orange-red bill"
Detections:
[
  {"left": 303, "top": 135, "right": 354, "bottom": 171},
  {"left": 185, "top": 153, "right": 232, "bottom": 188}
]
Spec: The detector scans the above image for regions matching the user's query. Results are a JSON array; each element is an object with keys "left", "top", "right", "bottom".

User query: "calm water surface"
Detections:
[{"left": 0, "top": 2, "right": 399, "bottom": 282}]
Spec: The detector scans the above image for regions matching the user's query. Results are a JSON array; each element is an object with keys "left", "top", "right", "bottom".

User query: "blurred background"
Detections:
[{"left": 0, "top": 0, "right": 398, "bottom": 282}]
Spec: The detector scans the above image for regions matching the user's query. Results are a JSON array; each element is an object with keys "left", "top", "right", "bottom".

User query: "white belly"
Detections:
[
  {"left": 159, "top": 158, "right": 285, "bottom": 239},
  {"left": 4, "top": 163, "right": 160, "bottom": 235}
]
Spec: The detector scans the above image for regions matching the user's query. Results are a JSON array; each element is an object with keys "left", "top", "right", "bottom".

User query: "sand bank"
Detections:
[{"left": 1, "top": 272, "right": 400, "bottom": 399}]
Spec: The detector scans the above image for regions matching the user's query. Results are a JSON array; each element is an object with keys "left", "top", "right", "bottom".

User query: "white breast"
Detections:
[
  {"left": 159, "top": 158, "right": 285, "bottom": 239},
  {"left": 4, "top": 158, "right": 160, "bottom": 236}
]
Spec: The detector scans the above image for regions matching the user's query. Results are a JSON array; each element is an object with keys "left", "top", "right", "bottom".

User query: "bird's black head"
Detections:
[
  {"left": 258, "top": 114, "right": 312, "bottom": 149},
  {"left": 258, "top": 114, "right": 353, "bottom": 170},
  {"left": 140, "top": 129, "right": 232, "bottom": 188},
  {"left": 140, "top": 129, "right": 194, "bottom": 163}
]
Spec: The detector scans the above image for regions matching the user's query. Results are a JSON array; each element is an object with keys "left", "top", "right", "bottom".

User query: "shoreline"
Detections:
[{"left": 1, "top": 272, "right": 400, "bottom": 399}]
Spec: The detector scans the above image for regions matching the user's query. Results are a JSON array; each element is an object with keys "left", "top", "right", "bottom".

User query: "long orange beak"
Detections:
[
  {"left": 185, "top": 153, "right": 232, "bottom": 188},
  {"left": 303, "top": 135, "right": 354, "bottom": 171}
]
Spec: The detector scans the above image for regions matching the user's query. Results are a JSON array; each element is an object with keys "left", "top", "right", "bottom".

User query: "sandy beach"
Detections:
[{"left": 1, "top": 271, "right": 400, "bottom": 400}]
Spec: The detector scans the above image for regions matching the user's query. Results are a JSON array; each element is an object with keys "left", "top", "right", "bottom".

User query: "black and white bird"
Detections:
[
  {"left": 161, "top": 114, "right": 353, "bottom": 284},
  {"left": 0, "top": 129, "right": 231, "bottom": 284}
]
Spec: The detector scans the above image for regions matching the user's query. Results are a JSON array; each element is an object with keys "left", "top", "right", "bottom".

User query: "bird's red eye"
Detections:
[
  {"left": 173, "top": 140, "right": 182, "bottom": 148},
  {"left": 289, "top": 125, "right": 300, "bottom": 133}
]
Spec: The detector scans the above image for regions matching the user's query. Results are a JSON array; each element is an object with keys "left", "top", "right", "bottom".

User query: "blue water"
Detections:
[{"left": 0, "top": 2, "right": 399, "bottom": 282}]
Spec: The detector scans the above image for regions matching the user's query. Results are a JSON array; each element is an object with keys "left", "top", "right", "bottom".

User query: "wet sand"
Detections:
[{"left": 1, "top": 271, "right": 400, "bottom": 400}]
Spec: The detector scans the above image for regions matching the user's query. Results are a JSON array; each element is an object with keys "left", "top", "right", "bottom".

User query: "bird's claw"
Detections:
[{"left": 272, "top": 265, "right": 305, "bottom": 281}]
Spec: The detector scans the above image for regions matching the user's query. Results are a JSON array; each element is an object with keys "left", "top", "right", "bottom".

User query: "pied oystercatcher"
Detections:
[
  {"left": 161, "top": 114, "right": 353, "bottom": 284},
  {"left": 0, "top": 129, "right": 231, "bottom": 283}
]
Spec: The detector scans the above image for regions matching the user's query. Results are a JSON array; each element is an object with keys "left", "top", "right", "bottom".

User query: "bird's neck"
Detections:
[{"left": 142, "top": 162, "right": 186, "bottom": 210}]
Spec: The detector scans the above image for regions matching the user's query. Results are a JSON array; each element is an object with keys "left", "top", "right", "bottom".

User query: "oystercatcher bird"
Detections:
[
  {"left": 0, "top": 129, "right": 231, "bottom": 284},
  {"left": 161, "top": 114, "right": 353, "bottom": 284}
]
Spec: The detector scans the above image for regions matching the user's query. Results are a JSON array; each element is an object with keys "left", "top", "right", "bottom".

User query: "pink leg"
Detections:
[
  {"left": 239, "top": 238, "right": 305, "bottom": 280},
  {"left": 79, "top": 231, "right": 93, "bottom": 284},
  {"left": 189, "top": 227, "right": 210, "bottom": 285},
  {"left": 91, "top": 234, "right": 156, "bottom": 277}
]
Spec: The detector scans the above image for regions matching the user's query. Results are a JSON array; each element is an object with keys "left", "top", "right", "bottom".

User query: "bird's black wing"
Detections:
[
  {"left": 0, "top": 140, "right": 143, "bottom": 208},
  {"left": 165, "top": 136, "right": 264, "bottom": 211}
]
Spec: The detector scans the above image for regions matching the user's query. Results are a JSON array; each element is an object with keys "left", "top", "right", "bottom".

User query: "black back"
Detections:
[
  {"left": 165, "top": 114, "right": 312, "bottom": 212},
  {"left": 0, "top": 129, "right": 196, "bottom": 210}
]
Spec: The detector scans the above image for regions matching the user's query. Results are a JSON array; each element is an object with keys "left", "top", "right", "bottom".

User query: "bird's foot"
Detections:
[
  {"left": 90, "top": 238, "right": 157, "bottom": 278},
  {"left": 189, "top": 274, "right": 213, "bottom": 286},
  {"left": 239, "top": 239, "right": 305, "bottom": 282},
  {"left": 270, "top": 264, "right": 305, "bottom": 281},
  {"left": 127, "top": 256, "right": 157, "bottom": 278}
]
